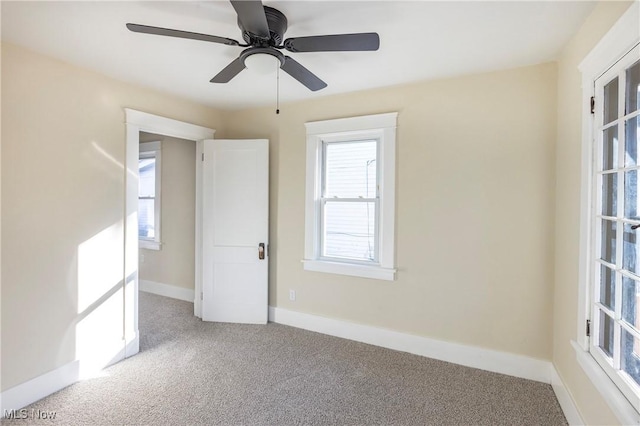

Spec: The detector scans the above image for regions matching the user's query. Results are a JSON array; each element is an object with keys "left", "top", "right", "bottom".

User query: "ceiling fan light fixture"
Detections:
[
  {"left": 127, "top": 0, "right": 379, "bottom": 91},
  {"left": 244, "top": 52, "right": 280, "bottom": 75}
]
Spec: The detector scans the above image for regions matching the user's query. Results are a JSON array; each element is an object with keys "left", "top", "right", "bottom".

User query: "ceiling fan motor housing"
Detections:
[{"left": 239, "top": 6, "right": 288, "bottom": 46}]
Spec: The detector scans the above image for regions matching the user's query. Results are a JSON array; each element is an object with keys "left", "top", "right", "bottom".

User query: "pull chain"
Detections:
[{"left": 276, "top": 64, "right": 280, "bottom": 115}]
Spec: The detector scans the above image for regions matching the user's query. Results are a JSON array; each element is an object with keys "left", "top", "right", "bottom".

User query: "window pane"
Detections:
[
  {"left": 139, "top": 158, "right": 156, "bottom": 197},
  {"left": 625, "top": 170, "right": 638, "bottom": 220},
  {"left": 604, "top": 77, "right": 619, "bottom": 125},
  {"left": 621, "top": 328, "right": 640, "bottom": 387},
  {"left": 602, "top": 173, "right": 617, "bottom": 217},
  {"left": 623, "top": 276, "right": 640, "bottom": 327},
  {"left": 626, "top": 60, "right": 640, "bottom": 115},
  {"left": 601, "top": 220, "right": 617, "bottom": 264},
  {"left": 599, "top": 310, "right": 615, "bottom": 358},
  {"left": 323, "top": 201, "right": 375, "bottom": 261},
  {"left": 138, "top": 199, "right": 155, "bottom": 239},
  {"left": 603, "top": 126, "right": 619, "bottom": 171},
  {"left": 324, "top": 141, "right": 377, "bottom": 198},
  {"left": 624, "top": 223, "right": 640, "bottom": 276},
  {"left": 600, "top": 264, "right": 616, "bottom": 310},
  {"left": 626, "top": 117, "right": 639, "bottom": 167}
]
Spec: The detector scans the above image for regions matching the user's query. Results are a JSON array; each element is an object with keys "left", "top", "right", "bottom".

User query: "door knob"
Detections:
[{"left": 258, "top": 243, "right": 265, "bottom": 260}]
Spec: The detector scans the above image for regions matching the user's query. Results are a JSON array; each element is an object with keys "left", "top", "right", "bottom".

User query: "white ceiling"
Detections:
[{"left": 1, "top": 1, "right": 596, "bottom": 110}]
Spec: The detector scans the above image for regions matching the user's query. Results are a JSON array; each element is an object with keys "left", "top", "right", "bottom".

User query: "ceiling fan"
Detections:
[{"left": 126, "top": 0, "right": 380, "bottom": 92}]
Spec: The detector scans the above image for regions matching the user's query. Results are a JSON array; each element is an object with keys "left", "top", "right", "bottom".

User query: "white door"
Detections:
[{"left": 201, "top": 139, "right": 269, "bottom": 324}]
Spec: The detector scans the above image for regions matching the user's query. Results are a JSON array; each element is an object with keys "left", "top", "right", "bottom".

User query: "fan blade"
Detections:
[
  {"left": 127, "top": 23, "right": 240, "bottom": 46},
  {"left": 280, "top": 56, "right": 327, "bottom": 91},
  {"left": 230, "top": 0, "right": 270, "bottom": 39},
  {"left": 284, "top": 33, "right": 379, "bottom": 53},
  {"left": 210, "top": 57, "right": 246, "bottom": 83}
]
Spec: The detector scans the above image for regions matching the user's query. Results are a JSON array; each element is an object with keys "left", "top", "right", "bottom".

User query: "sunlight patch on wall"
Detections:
[
  {"left": 91, "top": 141, "right": 136, "bottom": 178},
  {"left": 76, "top": 222, "right": 126, "bottom": 379},
  {"left": 76, "top": 286, "right": 123, "bottom": 379},
  {"left": 77, "top": 221, "right": 124, "bottom": 313}
]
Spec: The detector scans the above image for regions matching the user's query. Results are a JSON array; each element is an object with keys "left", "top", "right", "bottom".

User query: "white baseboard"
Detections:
[
  {"left": 1, "top": 336, "right": 138, "bottom": 418},
  {"left": 269, "top": 306, "right": 552, "bottom": 384},
  {"left": 551, "top": 366, "right": 584, "bottom": 425},
  {"left": 268, "top": 307, "right": 587, "bottom": 424},
  {"left": 0, "top": 360, "right": 80, "bottom": 415},
  {"left": 139, "top": 279, "right": 195, "bottom": 303}
]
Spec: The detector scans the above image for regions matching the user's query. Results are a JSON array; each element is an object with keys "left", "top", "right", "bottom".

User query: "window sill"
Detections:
[
  {"left": 139, "top": 240, "right": 161, "bottom": 251},
  {"left": 302, "top": 259, "right": 396, "bottom": 281},
  {"left": 571, "top": 340, "right": 640, "bottom": 425}
]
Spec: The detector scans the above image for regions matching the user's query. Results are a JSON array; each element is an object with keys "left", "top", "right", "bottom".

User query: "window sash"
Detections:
[
  {"left": 321, "top": 138, "right": 379, "bottom": 199},
  {"left": 319, "top": 138, "right": 380, "bottom": 263},
  {"left": 139, "top": 141, "right": 161, "bottom": 248},
  {"left": 319, "top": 198, "right": 380, "bottom": 264}
]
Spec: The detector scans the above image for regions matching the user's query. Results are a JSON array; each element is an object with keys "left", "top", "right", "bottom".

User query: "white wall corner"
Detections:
[
  {"left": 139, "top": 279, "right": 195, "bottom": 303},
  {"left": 0, "top": 360, "right": 80, "bottom": 416},
  {"left": 268, "top": 306, "right": 553, "bottom": 384},
  {"left": 551, "top": 366, "right": 585, "bottom": 425}
]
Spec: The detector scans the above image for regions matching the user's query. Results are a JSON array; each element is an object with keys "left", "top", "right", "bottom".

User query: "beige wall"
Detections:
[
  {"left": 2, "top": 3, "right": 634, "bottom": 420},
  {"left": 138, "top": 133, "right": 196, "bottom": 290},
  {"left": 553, "top": 2, "right": 633, "bottom": 424},
  {"left": 1, "top": 42, "right": 224, "bottom": 391},
  {"left": 224, "top": 62, "right": 558, "bottom": 360}
]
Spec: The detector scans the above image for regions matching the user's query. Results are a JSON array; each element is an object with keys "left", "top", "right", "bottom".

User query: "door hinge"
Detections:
[
  {"left": 202, "top": 153, "right": 205, "bottom": 161},
  {"left": 586, "top": 319, "right": 591, "bottom": 337},
  {"left": 200, "top": 292, "right": 203, "bottom": 301},
  {"left": 590, "top": 96, "right": 595, "bottom": 114}
]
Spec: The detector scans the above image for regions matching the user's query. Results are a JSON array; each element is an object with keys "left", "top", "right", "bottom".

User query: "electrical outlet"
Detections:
[
  {"left": 140, "top": 254, "right": 145, "bottom": 263},
  {"left": 289, "top": 289, "right": 296, "bottom": 301}
]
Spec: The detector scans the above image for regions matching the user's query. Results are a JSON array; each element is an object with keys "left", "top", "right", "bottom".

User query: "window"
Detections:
[
  {"left": 303, "top": 112, "right": 397, "bottom": 280},
  {"left": 139, "top": 141, "right": 161, "bottom": 250},
  {"left": 590, "top": 48, "right": 640, "bottom": 411},
  {"left": 576, "top": 4, "right": 640, "bottom": 422},
  {"left": 322, "top": 140, "right": 378, "bottom": 262}
]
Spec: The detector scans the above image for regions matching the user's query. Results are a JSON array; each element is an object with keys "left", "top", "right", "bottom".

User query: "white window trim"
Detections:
[
  {"left": 576, "top": 2, "right": 640, "bottom": 424},
  {"left": 139, "top": 141, "right": 162, "bottom": 250},
  {"left": 303, "top": 112, "right": 397, "bottom": 281},
  {"left": 572, "top": 340, "right": 640, "bottom": 424}
]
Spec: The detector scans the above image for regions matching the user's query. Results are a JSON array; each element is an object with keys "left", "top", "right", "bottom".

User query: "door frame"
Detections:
[{"left": 124, "top": 109, "right": 215, "bottom": 357}]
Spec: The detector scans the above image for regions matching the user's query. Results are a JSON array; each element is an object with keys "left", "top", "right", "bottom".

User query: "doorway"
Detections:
[
  {"left": 138, "top": 132, "right": 197, "bottom": 303},
  {"left": 124, "top": 109, "right": 216, "bottom": 358}
]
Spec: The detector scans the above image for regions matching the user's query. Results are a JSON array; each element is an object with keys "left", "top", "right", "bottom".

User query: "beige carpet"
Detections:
[{"left": 2, "top": 292, "right": 567, "bottom": 425}]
